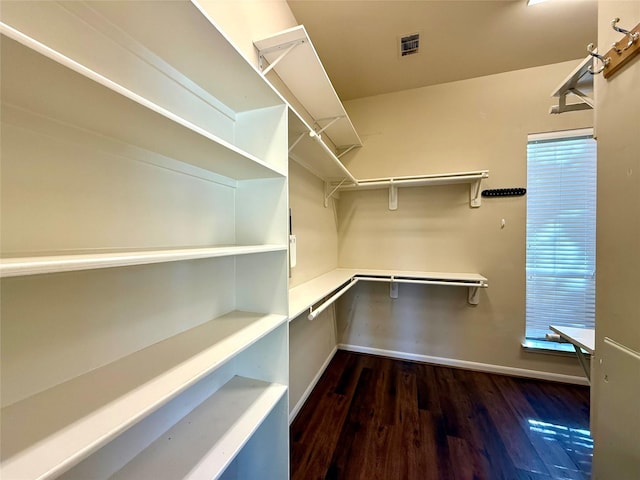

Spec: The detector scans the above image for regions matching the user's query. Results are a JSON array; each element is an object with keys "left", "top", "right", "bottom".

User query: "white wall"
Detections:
[{"left": 336, "top": 60, "right": 594, "bottom": 380}]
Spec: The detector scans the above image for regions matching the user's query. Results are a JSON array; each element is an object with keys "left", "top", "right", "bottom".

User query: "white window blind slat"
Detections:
[{"left": 526, "top": 131, "right": 596, "bottom": 340}]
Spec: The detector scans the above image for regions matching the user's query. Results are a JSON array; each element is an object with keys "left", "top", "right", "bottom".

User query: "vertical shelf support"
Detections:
[
  {"left": 470, "top": 178, "right": 483, "bottom": 208},
  {"left": 389, "top": 180, "right": 398, "bottom": 210},
  {"left": 390, "top": 276, "right": 399, "bottom": 299},
  {"left": 468, "top": 286, "right": 480, "bottom": 305}
]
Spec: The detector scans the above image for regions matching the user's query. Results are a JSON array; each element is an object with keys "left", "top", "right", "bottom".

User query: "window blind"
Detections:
[{"left": 526, "top": 130, "right": 596, "bottom": 340}]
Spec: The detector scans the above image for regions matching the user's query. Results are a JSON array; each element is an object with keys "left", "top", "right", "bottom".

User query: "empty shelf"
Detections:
[
  {"left": 254, "top": 25, "right": 362, "bottom": 149},
  {"left": 0, "top": 311, "right": 288, "bottom": 480},
  {"left": 111, "top": 376, "right": 287, "bottom": 480},
  {"left": 1, "top": 30, "right": 284, "bottom": 181},
  {"left": 0, "top": 244, "right": 287, "bottom": 278}
]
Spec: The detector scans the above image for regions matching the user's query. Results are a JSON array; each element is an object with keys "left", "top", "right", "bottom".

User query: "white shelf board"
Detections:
[
  {"left": 0, "top": 245, "right": 287, "bottom": 278},
  {"left": 254, "top": 25, "right": 362, "bottom": 149},
  {"left": 551, "top": 55, "right": 594, "bottom": 98},
  {"left": 1, "top": 29, "right": 285, "bottom": 181},
  {"left": 111, "top": 376, "right": 287, "bottom": 480},
  {"left": 337, "top": 171, "right": 489, "bottom": 190},
  {"left": 550, "top": 325, "right": 595, "bottom": 354},
  {"left": 0, "top": 311, "right": 288, "bottom": 480},
  {"left": 354, "top": 268, "right": 488, "bottom": 286},
  {"left": 288, "top": 109, "right": 355, "bottom": 182},
  {"left": 289, "top": 269, "right": 358, "bottom": 320}
]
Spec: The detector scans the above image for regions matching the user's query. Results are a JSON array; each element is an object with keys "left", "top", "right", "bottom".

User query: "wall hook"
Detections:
[
  {"left": 586, "top": 43, "right": 610, "bottom": 75},
  {"left": 611, "top": 18, "right": 640, "bottom": 54}
]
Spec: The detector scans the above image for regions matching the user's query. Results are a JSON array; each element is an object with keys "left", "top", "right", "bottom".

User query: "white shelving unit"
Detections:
[{"left": 1, "top": 2, "right": 289, "bottom": 479}]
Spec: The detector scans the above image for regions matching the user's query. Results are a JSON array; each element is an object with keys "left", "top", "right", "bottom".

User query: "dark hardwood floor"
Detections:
[{"left": 290, "top": 351, "right": 592, "bottom": 480}]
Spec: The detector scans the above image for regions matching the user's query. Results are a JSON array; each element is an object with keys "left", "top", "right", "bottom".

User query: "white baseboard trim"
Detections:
[
  {"left": 289, "top": 346, "right": 339, "bottom": 424},
  {"left": 338, "top": 343, "right": 589, "bottom": 386}
]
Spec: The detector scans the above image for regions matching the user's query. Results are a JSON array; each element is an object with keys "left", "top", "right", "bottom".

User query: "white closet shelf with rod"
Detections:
[
  {"left": 288, "top": 107, "right": 358, "bottom": 189},
  {"left": 0, "top": 311, "right": 288, "bottom": 480},
  {"left": 332, "top": 170, "right": 489, "bottom": 209},
  {"left": 290, "top": 269, "right": 488, "bottom": 322},
  {"left": 254, "top": 25, "right": 362, "bottom": 151},
  {"left": 0, "top": 245, "right": 288, "bottom": 278},
  {"left": 550, "top": 54, "right": 594, "bottom": 114}
]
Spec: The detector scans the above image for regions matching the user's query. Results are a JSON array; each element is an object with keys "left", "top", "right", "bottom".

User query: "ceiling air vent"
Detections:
[{"left": 399, "top": 32, "right": 420, "bottom": 57}]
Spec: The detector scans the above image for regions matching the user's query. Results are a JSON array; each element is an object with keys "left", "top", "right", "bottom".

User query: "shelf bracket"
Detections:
[
  {"left": 390, "top": 276, "right": 398, "bottom": 298},
  {"left": 314, "top": 116, "right": 343, "bottom": 136},
  {"left": 389, "top": 180, "right": 398, "bottom": 210},
  {"left": 468, "top": 286, "right": 480, "bottom": 305},
  {"left": 258, "top": 39, "right": 304, "bottom": 76},
  {"left": 470, "top": 178, "right": 483, "bottom": 208},
  {"left": 288, "top": 132, "right": 306, "bottom": 153},
  {"left": 324, "top": 178, "right": 347, "bottom": 207},
  {"left": 337, "top": 145, "right": 358, "bottom": 158}
]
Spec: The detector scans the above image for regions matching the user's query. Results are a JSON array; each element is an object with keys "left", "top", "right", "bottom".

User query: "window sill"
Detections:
[{"left": 521, "top": 339, "right": 591, "bottom": 357}]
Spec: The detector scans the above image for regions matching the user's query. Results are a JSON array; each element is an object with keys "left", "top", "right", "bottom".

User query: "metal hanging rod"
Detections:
[{"left": 308, "top": 278, "right": 359, "bottom": 321}]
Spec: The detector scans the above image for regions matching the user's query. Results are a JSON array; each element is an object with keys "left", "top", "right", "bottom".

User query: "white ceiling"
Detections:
[{"left": 287, "top": 0, "right": 597, "bottom": 101}]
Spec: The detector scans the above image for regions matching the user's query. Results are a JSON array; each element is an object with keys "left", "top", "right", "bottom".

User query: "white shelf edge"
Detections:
[
  {"left": 0, "top": 245, "right": 287, "bottom": 278},
  {"left": 0, "top": 24, "right": 286, "bottom": 181},
  {"left": 0, "top": 312, "right": 288, "bottom": 480},
  {"left": 254, "top": 25, "right": 362, "bottom": 149},
  {"left": 111, "top": 376, "right": 287, "bottom": 480}
]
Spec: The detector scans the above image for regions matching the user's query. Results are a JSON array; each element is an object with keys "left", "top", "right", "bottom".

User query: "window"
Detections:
[{"left": 525, "top": 129, "right": 596, "bottom": 347}]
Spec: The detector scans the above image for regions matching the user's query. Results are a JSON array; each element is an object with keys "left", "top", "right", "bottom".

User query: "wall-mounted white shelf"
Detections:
[
  {"left": 354, "top": 269, "right": 488, "bottom": 305},
  {"left": 0, "top": 312, "right": 288, "bottom": 480},
  {"left": 550, "top": 55, "right": 594, "bottom": 114},
  {"left": 1, "top": 28, "right": 285, "bottom": 181},
  {"left": 333, "top": 170, "right": 489, "bottom": 209},
  {"left": 289, "top": 268, "right": 488, "bottom": 322},
  {"left": 110, "top": 376, "right": 287, "bottom": 480},
  {"left": 254, "top": 25, "right": 362, "bottom": 150},
  {"left": 0, "top": 245, "right": 287, "bottom": 278},
  {"left": 289, "top": 269, "right": 358, "bottom": 320},
  {"left": 288, "top": 108, "right": 357, "bottom": 183}
]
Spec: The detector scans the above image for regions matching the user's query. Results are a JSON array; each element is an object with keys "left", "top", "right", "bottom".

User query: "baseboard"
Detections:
[
  {"left": 338, "top": 343, "right": 589, "bottom": 386},
  {"left": 289, "top": 346, "right": 338, "bottom": 424}
]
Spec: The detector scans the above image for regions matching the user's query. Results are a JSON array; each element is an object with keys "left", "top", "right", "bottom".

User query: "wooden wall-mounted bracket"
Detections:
[{"left": 603, "top": 19, "right": 640, "bottom": 79}]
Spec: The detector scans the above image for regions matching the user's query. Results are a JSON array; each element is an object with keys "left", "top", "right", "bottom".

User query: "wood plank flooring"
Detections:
[{"left": 290, "top": 351, "right": 592, "bottom": 480}]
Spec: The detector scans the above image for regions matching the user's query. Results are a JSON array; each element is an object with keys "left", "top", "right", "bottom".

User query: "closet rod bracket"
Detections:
[{"left": 470, "top": 179, "right": 483, "bottom": 208}]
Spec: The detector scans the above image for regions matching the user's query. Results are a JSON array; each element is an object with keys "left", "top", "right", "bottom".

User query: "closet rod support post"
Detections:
[
  {"left": 389, "top": 181, "right": 398, "bottom": 210},
  {"left": 470, "top": 179, "right": 483, "bottom": 208},
  {"left": 468, "top": 286, "right": 480, "bottom": 305}
]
